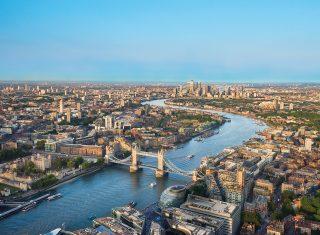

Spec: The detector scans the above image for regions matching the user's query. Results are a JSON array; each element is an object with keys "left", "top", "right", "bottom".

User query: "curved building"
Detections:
[{"left": 159, "top": 185, "right": 186, "bottom": 208}]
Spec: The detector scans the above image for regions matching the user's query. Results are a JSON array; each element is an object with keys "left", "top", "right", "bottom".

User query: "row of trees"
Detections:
[
  {"left": 30, "top": 157, "right": 105, "bottom": 190},
  {"left": 31, "top": 174, "right": 58, "bottom": 190},
  {"left": 15, "top": 161, "right": 42, "bottom": 177},
  {"left": 187, "top": 179, "right": 207, "bottom": 197},
  {"left": 0, "top": 145, "right": 31, "bottom": 164},
  {"left": 176, "top": 112, "right": 215, "bottom": 123},
  {"left": 260, "top": 110, "right": 320, "bottom": 131},
  {"left": 59, "top": 117, "right": 94, "bottom": 126},
  {"left": 269, "top": 190, "right": 320, "bottom": 222},
  {"left": 52, "top": 156, "right": 85, "bottom": 170},
  {"left": 270, "top": 190, "right": 296, "bottom": 220},
  {"left": 300, "top": 191, "right": 320, "bottom": 222},
  {"left": 52, "top": 156, "right": 105, "bottom": 171},
  {"left": 242, "top": 211, "right": 262, "bottom": 228}
]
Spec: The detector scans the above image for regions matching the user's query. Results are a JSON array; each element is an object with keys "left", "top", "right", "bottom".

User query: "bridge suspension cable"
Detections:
[
  {"left": 163, "top": 158, "right": 193, "bottom": 177},
  {"left": 108, "top": 151, "right": 195, "bottom": 178}
]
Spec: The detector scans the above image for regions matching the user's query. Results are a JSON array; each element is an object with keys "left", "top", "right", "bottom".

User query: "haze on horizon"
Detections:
[{"left": 0, "top": 0, "right": 319, "bottom": 83}]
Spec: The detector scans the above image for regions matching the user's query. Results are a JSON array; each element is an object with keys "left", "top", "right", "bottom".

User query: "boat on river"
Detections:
[
  {"left": 187, "top": 154, "right": 195, "bottom": 159},
  {"left": 127, "top": 201, "right": 137, "bottom": 207},
  {"left": 22, "top": 202, "right": 37, "bottom": 212},
  {"left": 47, "top": 193, "right": 62, "bottom": 201}
]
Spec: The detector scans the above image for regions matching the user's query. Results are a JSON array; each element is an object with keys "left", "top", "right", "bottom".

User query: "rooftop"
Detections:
[{"left": 181, "top": 194, "right": 239, "bottom": 218}]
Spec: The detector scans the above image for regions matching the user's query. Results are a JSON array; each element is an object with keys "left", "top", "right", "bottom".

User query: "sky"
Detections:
[{"left": 0, "top": 0, "right": 320, "bottom": 83}]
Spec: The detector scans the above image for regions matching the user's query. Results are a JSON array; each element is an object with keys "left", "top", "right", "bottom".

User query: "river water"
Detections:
[{"left": 0, "top": 99, "right": 266, "bottom": 235}]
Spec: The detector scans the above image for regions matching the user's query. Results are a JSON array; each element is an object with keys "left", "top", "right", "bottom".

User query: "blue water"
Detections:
[{"left": 0, "top": 99, "right": 266, "bottom": 235}]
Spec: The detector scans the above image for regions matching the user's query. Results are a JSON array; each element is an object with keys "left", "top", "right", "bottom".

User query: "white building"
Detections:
[
  {"left": 104, "top": 115, "right": 114, "bottom": 129},
  {"left": 181, "top": 194, "right": 241, "bottom": 235},
  {"left": 305, "top": 138, "right": 313, "bottom": 151}
]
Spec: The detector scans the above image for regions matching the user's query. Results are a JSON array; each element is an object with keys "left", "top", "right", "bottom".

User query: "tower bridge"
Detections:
[{"left": 105, "top": 145, "right": 198, "bottom": 179}]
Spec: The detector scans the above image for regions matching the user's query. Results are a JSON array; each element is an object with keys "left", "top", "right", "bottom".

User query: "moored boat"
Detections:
[
  {"left": 47, "top": 193, "right": 62, "bottom": 201},
  {"left": 22, "top": 202, "right": 37, "bottom": 212}
]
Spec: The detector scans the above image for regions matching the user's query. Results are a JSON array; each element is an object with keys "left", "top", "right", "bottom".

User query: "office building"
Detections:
[
  {"left": 104, "top": 115, "right": 114, "bottom": 129},
  {"left": 59, "top": 99, "right": 64, "bottom": 113},
  {"left": 181, "top": 195, "right": 241, "bottom": 235}
]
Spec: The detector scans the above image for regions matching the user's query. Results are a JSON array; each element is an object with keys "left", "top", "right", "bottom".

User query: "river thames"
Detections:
[{"left": 0, "top": 99, "right": 266, "bottom": 235}]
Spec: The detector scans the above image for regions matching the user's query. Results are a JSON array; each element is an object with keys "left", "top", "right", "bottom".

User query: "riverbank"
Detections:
[
  {"left": 5, "top": 164, "right": 105, "bottom": 202},
  {"left": 164, "top": 99, "right": 267, "bottom": 126}
]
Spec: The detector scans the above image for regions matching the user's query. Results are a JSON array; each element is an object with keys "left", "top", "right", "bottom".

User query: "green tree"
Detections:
[
  {"left": 16, "top": 161, "right": 41, "bottom": 176},
  {"left": 282, "top": 190, "right": 296, "bottom": 202},
  {"left": 96, "top": 158, "right": 105, "bottom": 165},
  {"left": 81, "top": 162, "right": 91, "bottom": 169},
  {"left": 271, "top": 210, "right": 283, "bottom": 220},
  {"left": 268, "top": 201, "right": 276, "bottom": 213},
  {"left": 35, "top": 140, "right": 46, "bottom": 150},
  {"left": 0, "top": 147, "right": 31, "bottom": 164},
  {"left": 67, "top": 159, "right": 75, "bottom": 169},
  {"left": 52, "top": 158, "right": 68, "bottom": 170},
  {"left": 242, "top": 211, "right": 262, "bottom": 228},
  {"left": 74, "top": 156, "right": 84, "bottom": 168},
  {"left": 187, "top": 180, "right": 207, "bottom": 197},
  {"left": 31, "top": 174, "right": 58, "bottom": 189},
  {"left": 281, "top": 201, "right": 296, "bottom": 217},
  {"left": 301, "top": 196, "right": 317, "bottom": 214}
]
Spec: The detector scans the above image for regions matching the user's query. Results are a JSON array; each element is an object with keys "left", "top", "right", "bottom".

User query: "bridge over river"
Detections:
[{"left": 107, "top": 144, "right": 200, "bottom": 179}]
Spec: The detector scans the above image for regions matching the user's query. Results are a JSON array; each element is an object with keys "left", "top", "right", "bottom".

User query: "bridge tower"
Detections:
[
  {"left": 130, "top": 144, "right": 139, "bottom": 173},
  {"left": 155, "top": 149, "right": 167, "bottom": 177}
]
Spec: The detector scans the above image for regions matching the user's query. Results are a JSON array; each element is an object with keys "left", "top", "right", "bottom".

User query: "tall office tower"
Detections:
[
  {"left": 93, "top": 99, "right": 97, "bottom": 106},
  {"left": 25, "top": 84, "right": 29, "bottom": 91},
  {"left": 76, "top": 102, "right": 81, "bottom": 111},
  {"left": 173, "top": 88, "right": 178, "bottom": 97},
  {"left": 64, "top": 90, "right": 67, "bottom": 96},
  {"left": 179, "top": 85, "right": 183, "bottom": 93},
  {"left": 66, "top": 108, "right": 71, "bottom": 123},
  {"left": 226, "top": 86, "right": 231, "bottom": 95},
  {"left": 59, "top": 99, "right": 64, "bottom": 113},
  {"left": 279, "top": 101, "right": 285, "bottom": 110},
  {"left": 188, "top": 80, "right": 195, "bottom": 93},
  {"left": 36, "top": 85, "right": 40, "bottom": 91},
  {"left": 273, "top": 99, "right": 279, "bottom": 110},
  {"left": 104, "top": 115, "right": 114, "bottom": 129},
  {"left": 77, "top": 111, "right": 82, "bottom": 119},
  {"left": 203, "top": 85, "right": 209, "bottom": 96}
]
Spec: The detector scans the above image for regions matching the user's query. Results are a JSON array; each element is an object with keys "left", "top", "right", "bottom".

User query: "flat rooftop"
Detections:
[{"left": 181, "top": 195, "right": 239, "bottom": 218}]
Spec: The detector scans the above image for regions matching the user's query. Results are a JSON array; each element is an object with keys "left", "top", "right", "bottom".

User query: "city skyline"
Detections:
[{"left": 1, "top": 1, "right": 320, "bottom": 83}]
